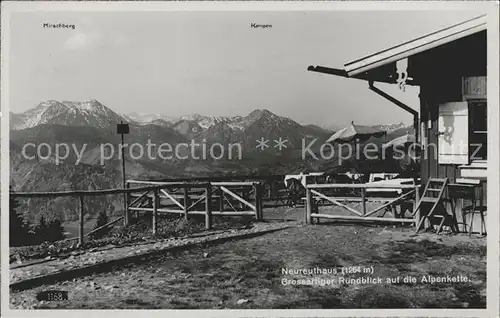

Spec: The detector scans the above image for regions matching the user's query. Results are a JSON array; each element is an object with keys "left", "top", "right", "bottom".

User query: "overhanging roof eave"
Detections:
[
  {"left": 307, "top": 66, "right": 348, "bottom": 78},
  {"left": 344, "top": 15, "right": 487, "bottom": 77},
  {"left": 307, "top": 65, "right": 420, "bottom": 86}
]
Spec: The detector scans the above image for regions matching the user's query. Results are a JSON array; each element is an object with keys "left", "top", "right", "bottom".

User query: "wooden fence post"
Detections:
[
  {"left": 152, "top": 187, "right": 158, "bottom": 234},
  {"left": 205, "top": 185, "right": 212, "bottom": 230},
  {"left": 124, "top": 182, "right": 130, "bottom": 226},
  {"left": 361, "top": 187, "right": 366, "bottom": 217},
  {"left": 257, "top": 184, "right": 264, "bottom": 220},
  {"left": 306, "top": 188, "right": 312, "bottom": 224},
  {"left": 79, "top": 195, "right": 84, "bottom": 246},
  {"left": 219, "top": 187, "right": 224, "bottom": 213},
  {"left": 183, "top": 186, "right": 189, "bottom": 220},
  {"left": 414, "top": 185, "right": 420, "bottom": 228},
  {"left": 254, "top": 184, "right": 259, "bottom": 220},
  {"left": 253, "top": 183, "right": 260, "bottom": 220}
]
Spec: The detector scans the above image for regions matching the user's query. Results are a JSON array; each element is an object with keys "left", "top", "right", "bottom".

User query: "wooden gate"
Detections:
[{"left": 305, "top": 183, "right": 420, "bottom": 225}]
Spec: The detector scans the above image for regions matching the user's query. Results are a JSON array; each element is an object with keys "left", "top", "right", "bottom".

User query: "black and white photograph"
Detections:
[{"left": 1, "top": 2, "right": 499, "bottom": 316}]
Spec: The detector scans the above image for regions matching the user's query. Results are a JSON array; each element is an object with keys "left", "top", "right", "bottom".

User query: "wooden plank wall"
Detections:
[
  {"left": 419, "top": 74, "right": 487, "bottom": 234},
  {"left": 420, "top": 73, "right": 464, "bottom": 184},
  {"left": 418, "top": 87, "right": 429, "bottom": 185}
]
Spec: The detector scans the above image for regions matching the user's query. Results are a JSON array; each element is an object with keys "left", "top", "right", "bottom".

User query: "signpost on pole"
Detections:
[{"left": 117, "top": 121, "right": 130, "bottom": 226}]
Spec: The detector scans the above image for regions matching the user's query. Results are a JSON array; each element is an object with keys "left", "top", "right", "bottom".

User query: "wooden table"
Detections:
[
  {"left": 455, "top": 177, "right": 486, "bottom": 210},
  {"left": 450, "top": 177, "right": 487, "bottom": 234}
]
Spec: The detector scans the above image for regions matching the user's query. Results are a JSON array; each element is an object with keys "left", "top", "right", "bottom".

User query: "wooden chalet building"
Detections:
[{"left": 308, "top": 15, "right": 489, "bottom": 232}]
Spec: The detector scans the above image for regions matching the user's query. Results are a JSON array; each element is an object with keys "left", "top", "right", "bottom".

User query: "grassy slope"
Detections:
[{"left": 10, "top": 224, "right": 486, "bottom": 309}]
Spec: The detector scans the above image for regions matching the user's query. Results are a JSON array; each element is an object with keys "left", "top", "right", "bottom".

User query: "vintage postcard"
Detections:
[{"left": 1, "top": 1, "right": 499, "bottom": 317}]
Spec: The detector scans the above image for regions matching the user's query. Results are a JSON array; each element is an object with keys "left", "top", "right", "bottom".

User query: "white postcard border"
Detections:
[{"left": 1, "top": 1, "right": 499, "bottom": 317}]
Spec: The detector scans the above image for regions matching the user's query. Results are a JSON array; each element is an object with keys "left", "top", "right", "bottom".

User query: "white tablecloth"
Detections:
[{"left": 365, "top": 178, "right": 418, "bottom": 194}]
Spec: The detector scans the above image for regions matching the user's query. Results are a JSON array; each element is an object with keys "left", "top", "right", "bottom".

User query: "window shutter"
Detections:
[
  {"left": 463, "top": 76, "right": 487, "bottom": 98},
  {"left": 438, "top": 101, "right": 469, "bottom": 165}
]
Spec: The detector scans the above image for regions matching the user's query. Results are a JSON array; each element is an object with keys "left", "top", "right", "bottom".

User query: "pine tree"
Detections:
[
  {"left": 47, "top": 219, "right": 66, "bottom": 242},
  {"left": 92, "top": 211, "right": 110, "bottom": 239},
  {"left": 9, "top": 187, "right": 30, "bottom": 247},
  {"left": 35, "top": 215, "right": 49, "bottom": 244}
]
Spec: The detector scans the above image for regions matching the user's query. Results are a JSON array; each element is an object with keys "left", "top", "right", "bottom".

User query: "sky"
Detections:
[{"left": 9, "top": 10, "right": 486, "bottom": 128}]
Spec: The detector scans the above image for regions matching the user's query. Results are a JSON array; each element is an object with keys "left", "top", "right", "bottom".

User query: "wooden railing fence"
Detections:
[
  {"left": 126, "top": 180, "right": 264, "bottom": 228},
  {"left": 10, "top": 176, "right": 421, "bottom": 246},
  {"left": 10, "top": 180, "right": 266, "bottom": 246},
  {"left": 10, "top": 185, "right": 166, "bottom": 246},
  {"left": 304, "top": 183, "right": 421, "bottom": 225}
]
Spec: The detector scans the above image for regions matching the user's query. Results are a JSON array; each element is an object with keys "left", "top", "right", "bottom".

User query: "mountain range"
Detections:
[
  {"left": 9, "top": 99, "right": 411, "bottom": 223},
  {"left": 10, "top": 100, "right": 409, "bottom": 134}
]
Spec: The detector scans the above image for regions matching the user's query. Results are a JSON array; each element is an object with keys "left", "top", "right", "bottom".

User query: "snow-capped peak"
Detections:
[
  {"left": 11, "top": 100, "right": 127, "bottom": 130},
  {"left": 373, "top": 122, "right": 410, "bottom": 133},
  {"left": 123, "top": 112, "right": 178, "bottom": 124}
]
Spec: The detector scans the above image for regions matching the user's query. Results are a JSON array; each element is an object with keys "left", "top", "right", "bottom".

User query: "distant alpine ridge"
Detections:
[{"left": 10, "top": 99, "right": 411, "bottom": 135}]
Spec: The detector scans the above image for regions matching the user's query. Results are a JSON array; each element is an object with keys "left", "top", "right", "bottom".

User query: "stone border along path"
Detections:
[{"left": 10, "top": 222, "right": 297, "bottom": 291}]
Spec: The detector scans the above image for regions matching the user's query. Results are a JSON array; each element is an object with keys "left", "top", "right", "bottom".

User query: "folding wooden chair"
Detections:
[{"left": 412, "top": 178, "right": 458, "bottom": 234}]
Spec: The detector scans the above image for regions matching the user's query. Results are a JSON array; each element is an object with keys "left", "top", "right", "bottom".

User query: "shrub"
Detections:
[
  {"left": 9, "top": 188, "right": 31, "bottom": 247},
  {"left": 90, "top": 211, "right": 112, "bottom": 239},
  {"left": 47, "top": 219, "right": 66, "bottom": 242},
  {"left": 34, "top": 216, "right": 49, "bottom": 244},
  {"left": 31, "top": 215, "right": 65, "bottom": 244}
]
